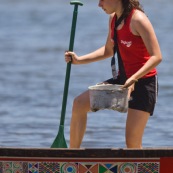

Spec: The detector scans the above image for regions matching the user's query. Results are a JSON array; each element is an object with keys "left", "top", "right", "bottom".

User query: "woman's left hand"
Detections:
[
  {"left": 121, "top": 78, "right": 138, "bottom": 99},
  {"left": 122, "top": 78, "right": 138, "bottom": 89}
]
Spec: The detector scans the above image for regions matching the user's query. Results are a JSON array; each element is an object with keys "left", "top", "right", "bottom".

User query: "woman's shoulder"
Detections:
[
  {"left": 130, "top": 9, "right": 153, "bottom": 36},
  {"left": 131, "top": 9, "right": 148, "bottom": 24}
]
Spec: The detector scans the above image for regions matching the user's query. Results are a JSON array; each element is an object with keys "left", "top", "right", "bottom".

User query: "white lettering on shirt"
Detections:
[{"left": 121, "top": 40, "right": 132, "bottom": 47}]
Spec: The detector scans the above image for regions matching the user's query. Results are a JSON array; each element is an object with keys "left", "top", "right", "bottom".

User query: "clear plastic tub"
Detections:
[{"left": 88, "top": 84, "right": 129, "bottom": 113}]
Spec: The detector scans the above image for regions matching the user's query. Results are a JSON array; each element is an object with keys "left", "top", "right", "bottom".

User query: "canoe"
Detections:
[{"left": 0, "top": 147, "right": 173, "bottom": 173}]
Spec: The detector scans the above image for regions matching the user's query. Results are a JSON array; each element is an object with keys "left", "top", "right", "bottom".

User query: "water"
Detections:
[{"left": 0, "top": 0, "right": 173, "bottom": 148}]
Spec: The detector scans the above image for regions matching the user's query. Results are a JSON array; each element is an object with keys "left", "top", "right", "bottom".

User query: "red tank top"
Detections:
[{"left": 111, "top": 10, "right": 157, "bottom": 78}]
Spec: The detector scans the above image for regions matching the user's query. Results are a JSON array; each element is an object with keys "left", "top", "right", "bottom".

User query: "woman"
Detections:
[{"left": 65, "top": 0, "right": 162, "bottom": 148}]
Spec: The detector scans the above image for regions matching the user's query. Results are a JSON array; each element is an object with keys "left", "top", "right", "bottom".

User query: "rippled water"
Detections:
[{"left": 0, "top": 0, "right": 173, "bottom": 148}]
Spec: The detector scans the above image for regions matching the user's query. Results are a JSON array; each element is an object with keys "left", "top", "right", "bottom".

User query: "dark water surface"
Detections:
[{"left": 0, "top": 0, "right": 173, "bottom": 148}]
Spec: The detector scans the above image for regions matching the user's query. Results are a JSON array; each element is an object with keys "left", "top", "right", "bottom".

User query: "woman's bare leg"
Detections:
[
  {"left": 70, "top": 90, "right": 90, "bottom": 148},
  {"left": 125, "top": 108, "right": 150, "bottom": 148}
]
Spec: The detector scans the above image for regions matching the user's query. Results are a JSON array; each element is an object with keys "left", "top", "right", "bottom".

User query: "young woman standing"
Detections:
[{"left": 65, "top": 0, "right": 162, "bottom": 148}]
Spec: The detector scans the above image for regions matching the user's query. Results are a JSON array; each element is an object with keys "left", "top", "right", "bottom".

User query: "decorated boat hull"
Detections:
[{"left": 0, "top": 148, "right": 173, "bottom": 173}]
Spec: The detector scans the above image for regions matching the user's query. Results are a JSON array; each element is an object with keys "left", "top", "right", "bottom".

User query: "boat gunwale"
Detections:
[{"left": 0, "top": 147, "right": 173, "bottom": 158}]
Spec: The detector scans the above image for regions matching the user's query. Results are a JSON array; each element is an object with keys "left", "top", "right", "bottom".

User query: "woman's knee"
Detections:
[
  {"left": 73, "top": 91, "right": 90, "bottom": 112},
  {"left": 73, "top": 95, "right": 83, "bottom": 108}
]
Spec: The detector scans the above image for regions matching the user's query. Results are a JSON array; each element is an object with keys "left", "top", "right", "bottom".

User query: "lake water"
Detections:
[{"left": 0, "top": 0, "right": 173, "bottom": 148}]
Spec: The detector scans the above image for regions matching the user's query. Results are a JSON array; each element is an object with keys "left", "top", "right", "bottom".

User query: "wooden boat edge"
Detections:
[{"left": 1, "top": 147, "right": 173, "bottom": 158}]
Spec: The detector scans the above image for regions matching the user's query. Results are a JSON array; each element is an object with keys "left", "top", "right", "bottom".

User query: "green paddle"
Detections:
[{"left": 51, "top": 0, "right": 83, "bottom": 148}]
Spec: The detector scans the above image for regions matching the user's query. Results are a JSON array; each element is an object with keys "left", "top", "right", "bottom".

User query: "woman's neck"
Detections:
[{"left": 116, "top": 10, "right": 124, "bottom": 19}]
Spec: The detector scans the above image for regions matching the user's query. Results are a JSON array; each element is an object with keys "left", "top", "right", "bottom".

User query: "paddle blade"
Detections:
[{"left": 51, "top": 125, "right": 68, "bottom": 148}]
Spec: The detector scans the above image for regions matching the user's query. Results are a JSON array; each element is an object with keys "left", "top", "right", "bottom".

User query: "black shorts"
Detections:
[{"left": 105, "top": 76, "right": 158, "bottom": 115}]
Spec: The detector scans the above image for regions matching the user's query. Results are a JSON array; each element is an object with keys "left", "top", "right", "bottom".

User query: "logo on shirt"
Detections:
[{"left": 121, "top": 40, "right": 132, "bottom": 47}]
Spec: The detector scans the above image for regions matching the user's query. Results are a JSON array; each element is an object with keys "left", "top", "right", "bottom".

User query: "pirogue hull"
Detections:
[{"left": 0, "top": 148, "right": 173, "bottom": 173}]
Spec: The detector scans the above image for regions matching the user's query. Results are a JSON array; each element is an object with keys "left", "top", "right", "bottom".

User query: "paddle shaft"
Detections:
[{"left": 60, "top": 2, "right": 83, "bottom": 126}]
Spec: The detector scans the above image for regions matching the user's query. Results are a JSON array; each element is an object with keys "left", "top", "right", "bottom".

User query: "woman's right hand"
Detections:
[{"left": 65, "top": 51, "right": 79, "bottom": 64}]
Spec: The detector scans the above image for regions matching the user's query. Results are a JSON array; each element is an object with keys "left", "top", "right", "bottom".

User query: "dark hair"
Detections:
[{"left": 122, "top": 0, "right": 144, "bottom": 19}]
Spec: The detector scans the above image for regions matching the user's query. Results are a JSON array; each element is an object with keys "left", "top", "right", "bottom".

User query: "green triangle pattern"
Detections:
[{"left": 99, "top": 165, "right": 108, "bottom": 173}]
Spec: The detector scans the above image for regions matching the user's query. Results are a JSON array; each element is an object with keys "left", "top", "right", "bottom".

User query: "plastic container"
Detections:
[{"left": 88, "top": 84, "right": 129, "bottom": 113}]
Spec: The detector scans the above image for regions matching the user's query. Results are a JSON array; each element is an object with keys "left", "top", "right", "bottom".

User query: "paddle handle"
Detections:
[{"left": 60, "top": 1, "right": 83, "bottom": 126}]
